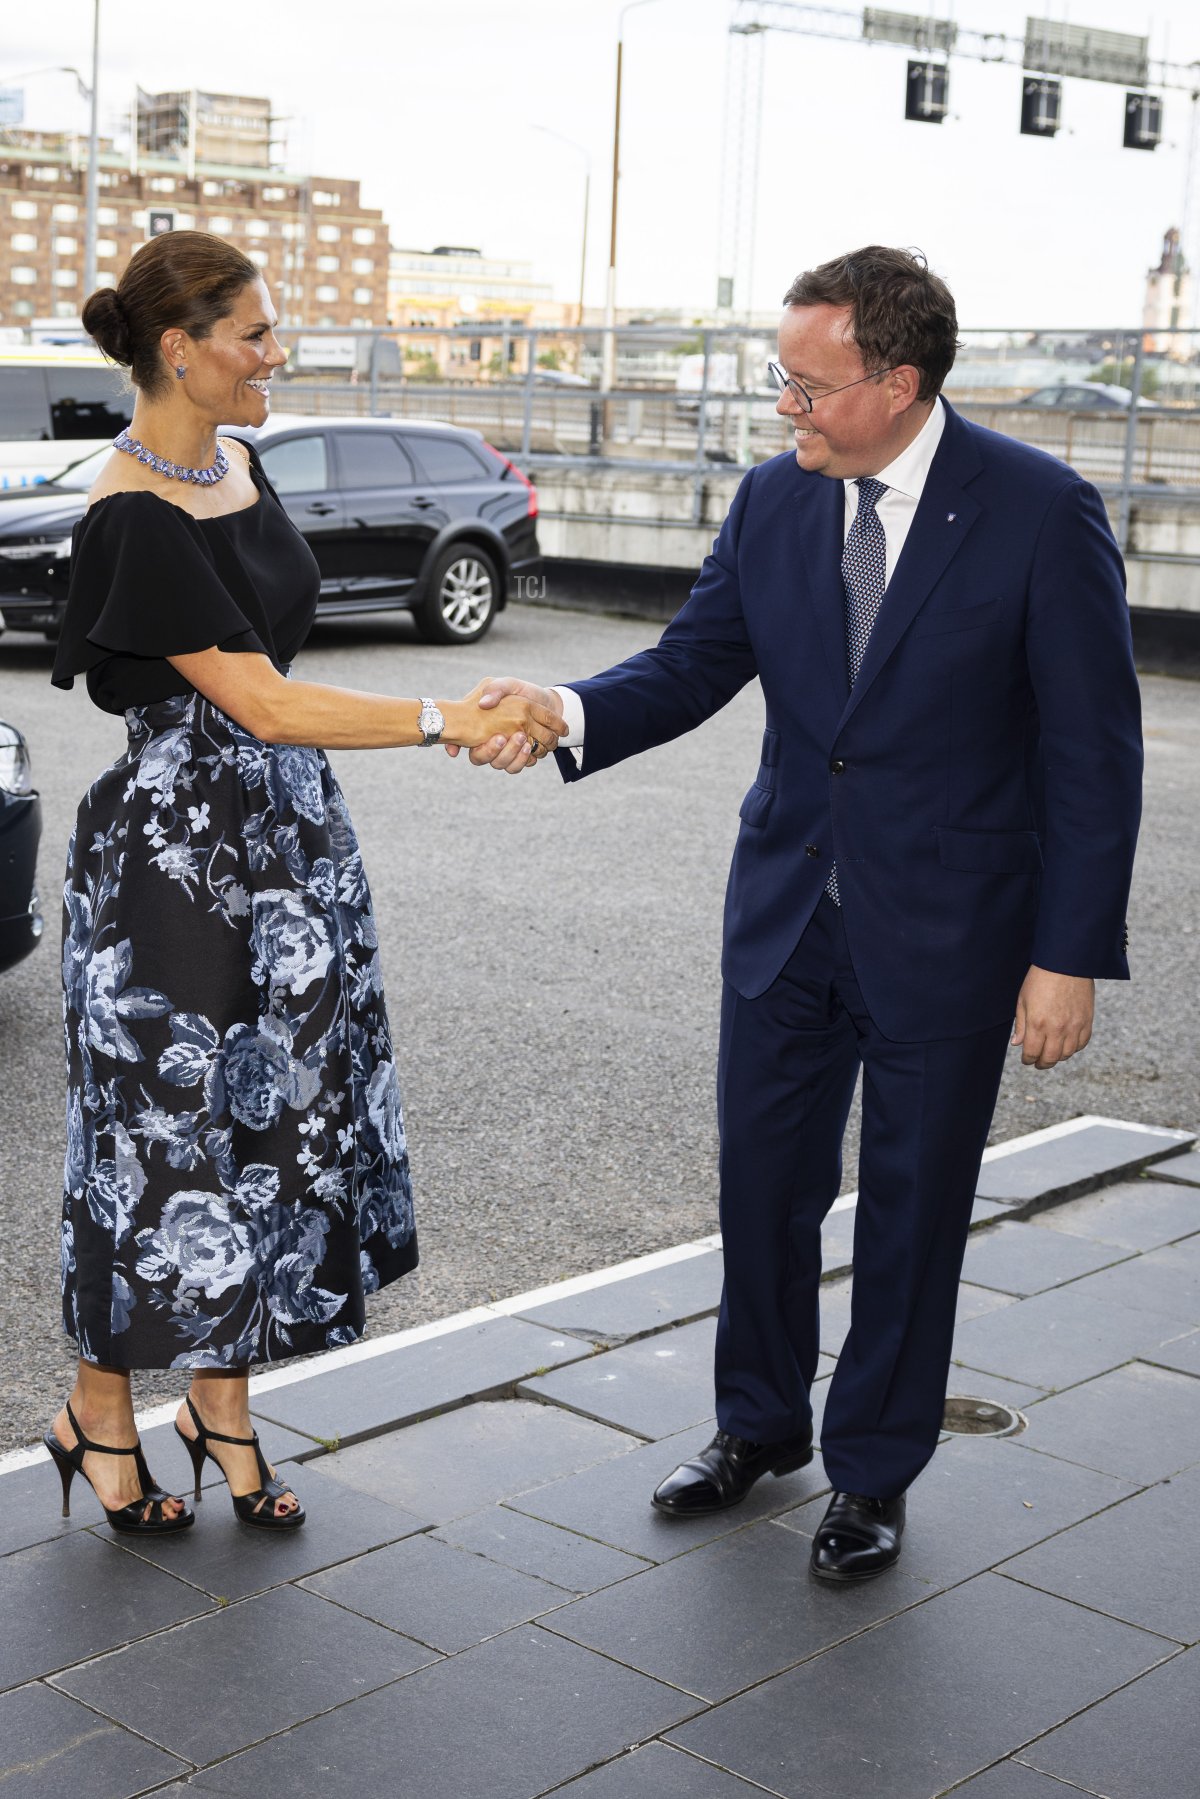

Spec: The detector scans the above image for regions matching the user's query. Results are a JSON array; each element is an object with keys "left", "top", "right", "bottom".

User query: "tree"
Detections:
[{"left": 1095, "top": 358, "right": 1160, "bottom": 398}]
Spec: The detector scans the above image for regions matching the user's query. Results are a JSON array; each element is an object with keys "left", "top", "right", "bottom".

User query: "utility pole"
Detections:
[{"left": 83, "top": 0, "right": 100, "bottom": 296}]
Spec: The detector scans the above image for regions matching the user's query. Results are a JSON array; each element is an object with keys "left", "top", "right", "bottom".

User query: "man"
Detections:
[{"left": 470, "top": 247, "right": 1142, "bottom": 1580}]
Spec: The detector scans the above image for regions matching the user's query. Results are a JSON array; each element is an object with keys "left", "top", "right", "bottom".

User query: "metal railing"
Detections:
[{"left": 265, "top": 322, "right": 1200, "bottom": 551}]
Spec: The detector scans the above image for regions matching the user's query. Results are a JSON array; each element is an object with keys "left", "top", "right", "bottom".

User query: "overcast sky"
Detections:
[{"left": 7, "top": 0, "right": 1200, "bottom": 328}]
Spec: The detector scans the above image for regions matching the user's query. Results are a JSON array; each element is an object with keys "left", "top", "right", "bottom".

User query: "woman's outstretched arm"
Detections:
[{"left": 166, "top": 646, "right": 566, "bottom": 754}]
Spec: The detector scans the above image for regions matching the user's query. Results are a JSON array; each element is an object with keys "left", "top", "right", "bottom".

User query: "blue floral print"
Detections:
[{"left": 61, "top": 692, "right": 417, "bottom": 1369}]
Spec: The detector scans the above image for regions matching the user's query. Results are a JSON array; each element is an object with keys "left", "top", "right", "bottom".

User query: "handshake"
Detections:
[{"left": 445, "top": 678, "right": 567, "bottom": 773}]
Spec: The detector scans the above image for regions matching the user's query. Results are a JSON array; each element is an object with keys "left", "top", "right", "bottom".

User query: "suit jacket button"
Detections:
[
  {"left": 830, "top": 758, "right": 846, "bottom": 774},
  {"left": 805, "top": 843, "right": 820, "bottom": 858}
]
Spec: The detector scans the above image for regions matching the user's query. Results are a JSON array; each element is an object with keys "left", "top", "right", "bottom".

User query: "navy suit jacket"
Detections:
[{"left": 557, "top": 402, "right": 1143, "bottom": 1042}]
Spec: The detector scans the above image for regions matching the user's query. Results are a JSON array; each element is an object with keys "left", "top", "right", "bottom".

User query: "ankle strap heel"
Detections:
[
  {"left": 174, "top": 1395, "right": 305, "bottom": 1530},
  {"left": 44, "top": 1400, "right": 194, "bottom": 1536}
]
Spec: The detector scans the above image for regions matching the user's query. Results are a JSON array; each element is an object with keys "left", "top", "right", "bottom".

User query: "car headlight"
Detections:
[
  {"left": 0, "top": 536, "right": 73, "bottom": 561},
  {"left": 0, "top": 725, "right": 33, "bottom": 796}
]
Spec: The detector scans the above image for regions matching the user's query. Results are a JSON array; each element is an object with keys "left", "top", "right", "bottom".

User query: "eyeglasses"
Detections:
[{"left": 766, "top": 361, "right": 894, "bottom": 415}]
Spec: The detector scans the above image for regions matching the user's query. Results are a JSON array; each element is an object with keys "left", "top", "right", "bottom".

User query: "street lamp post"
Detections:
[
  {"left": 602, "top": 0, "right": 668, "bottom": 406},
  {"left": 83, "top": 0, "right": 100, "bottom": 296}
]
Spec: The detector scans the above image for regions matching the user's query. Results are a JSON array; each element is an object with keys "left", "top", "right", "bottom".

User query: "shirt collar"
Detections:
[{"left": 845, "top": 395, "right": 946, "bottom": 504}]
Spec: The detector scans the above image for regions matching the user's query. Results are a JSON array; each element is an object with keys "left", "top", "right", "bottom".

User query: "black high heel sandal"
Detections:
[
  {"left": 175, "top": 1395, "right": 305, "bottom": 1530},
  {"left": 44, "top": 1400, "right": 195, "bottom": 1535}
]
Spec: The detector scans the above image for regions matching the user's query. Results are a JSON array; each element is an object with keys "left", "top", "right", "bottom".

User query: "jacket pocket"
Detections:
[
  {"left": 936, "top": 826, "right": 1042, "bottom": 873},
  {"left": 739, "top": 784, "right": 775, "bottom": 828},
  {"left": 913, "top": 596, "right": 1003, "bottom": 637}
]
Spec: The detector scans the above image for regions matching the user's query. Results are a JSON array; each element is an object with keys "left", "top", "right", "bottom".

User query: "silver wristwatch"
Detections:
[{"left": 417, "top": 697, "right": 445, "bottom": 746}]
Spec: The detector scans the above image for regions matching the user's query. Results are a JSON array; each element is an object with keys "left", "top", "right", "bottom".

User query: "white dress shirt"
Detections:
[{"left": 553, "top": 397, "right": 947, "bottom": 746}]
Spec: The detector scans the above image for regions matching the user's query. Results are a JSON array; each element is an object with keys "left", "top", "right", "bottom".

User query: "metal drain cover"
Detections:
[{"left": 942, "top": 1395, "right": 1026, "bottom": 1437}]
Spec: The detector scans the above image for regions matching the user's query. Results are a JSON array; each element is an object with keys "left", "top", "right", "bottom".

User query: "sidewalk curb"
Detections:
[{"left": 1, "top": 1114, "right": 1192, "bottom": 1479}]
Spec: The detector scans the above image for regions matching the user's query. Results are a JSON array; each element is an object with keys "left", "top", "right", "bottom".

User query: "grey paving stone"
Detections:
[
  {"left": 951, "top": 1282, "right": 1193, "bottom": 1390},
  {"left": 1027, "top": 1177, "right": 1200, "bottom": 1252},
  {"left": 942, "top": 1369, "right": 1050, "bottom": 1413},
  {"left": 314, "top": 1397, "right": 636, "bottom": 1525},
  {"left": 0, "top": 1530, "right": 211, "bottom": 1692},
  {"left": 102, "top": 1462, "right": 430, "bottom": 1602},
  {"left": 947, "top": 1762, "right": 1098, "bottom": 1797},
  {"left": 1146, "top": 1145, "right": 1200, "bottom": 1187},
  {"left": 819, "top": 1276, "right": 853, "bottom": 1356},
  {"left": 249, "top": 1315, "right": 589, "bottom": 1446},
  {"left": 52, "top": 1582, "right": 424, "bottom": 1765},
  {"left": 669, "top": 1573, "right": 1171, "bottom": 1799},
  {"left": 1064, "top": 1234, "right": 1200, "bottom": 1326},
  {"left": 1017, "top": 1361, "right": 1200, "bottom": 1482},
  {"left": 0, "top": 1458, "right": 93, "bottom": 1558},
  {"left": 304, "top": 1532, "right": 567, "bottom": 1652},
  {"left": 820, "top": 1204, "right": 857, "bottom": 1276},
  {"left": 975, "top": 1123, "right": 1193, "bottom": 1211},
  {"left": 552, "top": 1741, "right": 785, "bottom": 1794},
  {"left": 0, "top": 1679, "right": 188, "bottom": 1796},
  {"left": 162, "top": 1625, "right": 700, "bottom": 1799},
  {"left": 432, "top": 1504, "right": 649, "bottom": 1594},
  {"left": 510, "top": 1414, "right": 829, "bottom": 1563},
  {"left": 955, "top": 1284, "right": 1020, "bottom": 1324},
  {"left": 777, "top": 1433, "right": 1135, "bottom": 1589},
  {"left": 972, "top": 1196, "right": 1016, "bottom": 1225},
  {"left": 1001, "top": 1462, "right": 1200, "bottom": 1643},
  {"left": 519, "top": 1317, "right": 718, "bottom": 1439},
  {"left": 544, "top": 1514, "right": 929, "bottom": 1702},
  {"left": 515, "top": 1251, "right": 723, "bottom": 1342},
  {"left": 1141, "top": 1327, "right": 1200, "bottom": 1378},
  {"left": 961, "top": 1220, "right": 1132, "bottom": 1295},
  {"left": 1019, "top": 1644, "right": 1198, "bottom": 1798}
]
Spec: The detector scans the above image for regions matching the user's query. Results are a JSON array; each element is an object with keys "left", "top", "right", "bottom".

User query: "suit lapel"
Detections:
[
  {"left": 794, "top": 475, "right": 851, "bottom": 710},
  {"left": 836, "top": 406, "right": 983, "bottom": 733}
]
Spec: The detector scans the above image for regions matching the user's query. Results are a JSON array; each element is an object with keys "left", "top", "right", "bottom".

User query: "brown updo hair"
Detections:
[{"left": 82, "top": 230, "right": 261, "bottom": 398}]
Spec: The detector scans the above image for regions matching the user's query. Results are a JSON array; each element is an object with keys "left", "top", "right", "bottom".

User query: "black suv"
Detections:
[{"left": 0, "top": 415, "right": 540, "bottom": 646}]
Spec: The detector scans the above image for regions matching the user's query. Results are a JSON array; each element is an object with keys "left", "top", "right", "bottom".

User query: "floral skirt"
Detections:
[{"left": 60, "top": 692, "right": 417, "bottom": 1370}]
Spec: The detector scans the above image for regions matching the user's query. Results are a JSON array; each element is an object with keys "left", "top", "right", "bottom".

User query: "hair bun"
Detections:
[{"left": 81, "top": 286, "right": 133, "bottom": 365}]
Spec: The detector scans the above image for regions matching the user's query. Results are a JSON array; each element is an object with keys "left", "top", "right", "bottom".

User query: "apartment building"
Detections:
[{"left": 0, "top": 98, "right": 390, "bottom": 332}]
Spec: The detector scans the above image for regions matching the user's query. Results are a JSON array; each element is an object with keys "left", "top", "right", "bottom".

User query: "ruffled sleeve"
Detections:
[{"left": 51, "top": 491, "right": 272, "bottom": 696}]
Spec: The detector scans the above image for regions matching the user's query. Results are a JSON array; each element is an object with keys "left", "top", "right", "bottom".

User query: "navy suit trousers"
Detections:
[{"left": 715, "top": 894, "right": 1011, "bottom": 1499}]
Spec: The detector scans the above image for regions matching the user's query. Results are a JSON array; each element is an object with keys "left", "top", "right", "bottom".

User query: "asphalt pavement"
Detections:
[{"left": 1, "top": 583, "right": 1197, "bottom": 1454}]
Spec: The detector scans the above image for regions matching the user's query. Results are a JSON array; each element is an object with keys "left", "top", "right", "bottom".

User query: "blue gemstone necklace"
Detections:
[{"left": 113, "top": 427, "right": 229, "bottom": 486}]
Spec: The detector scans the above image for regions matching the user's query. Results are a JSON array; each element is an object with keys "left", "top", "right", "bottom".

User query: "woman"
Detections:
[{"left": 45, "top": 232, "right": 562, "bottom": 1535}]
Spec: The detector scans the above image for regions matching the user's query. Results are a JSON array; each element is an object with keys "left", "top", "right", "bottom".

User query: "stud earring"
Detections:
[{"left": 175, "top": 366, "right": 186, "bottom": 380}]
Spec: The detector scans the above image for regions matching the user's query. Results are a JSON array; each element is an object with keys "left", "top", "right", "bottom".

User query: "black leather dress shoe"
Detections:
[
  {"left": 809, "top": 1490, "right": 906, "bottom": 1581},
  {"left": 651, "top": 1428, "right": 813, "bottom": 1516}
]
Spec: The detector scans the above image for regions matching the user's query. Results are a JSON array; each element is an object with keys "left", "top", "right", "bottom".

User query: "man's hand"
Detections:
[
  {"left": 1012, "top": 966, "right": 1095, "bottom": 1069},
  {"left": 444, "top": 677, "right": 564, "bottom": 773}
]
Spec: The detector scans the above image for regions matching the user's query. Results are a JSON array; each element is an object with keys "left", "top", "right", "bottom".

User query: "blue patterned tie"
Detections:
[{"left": 827, "top": 476, "right": 888, "bottom": 905}]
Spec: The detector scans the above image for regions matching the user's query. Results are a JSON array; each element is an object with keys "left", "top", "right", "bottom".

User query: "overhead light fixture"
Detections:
[
  {"left": 1123, "top": 91, "right": 1163, "bottom": 150},
  {"left": 1020, "top": 77, "right": 1062, "bottom": 138},
  {"left": 905, "top": 60, "right": 949, "bottom": 124}
]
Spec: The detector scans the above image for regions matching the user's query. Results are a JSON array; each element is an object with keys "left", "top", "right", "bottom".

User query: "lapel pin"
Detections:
[{"left": 946, "top": 511, "right": 957, "bottom": 522}]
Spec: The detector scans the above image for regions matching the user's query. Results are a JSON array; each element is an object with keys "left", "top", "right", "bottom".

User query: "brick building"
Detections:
[{"left": 0, "top": 98, "right": 391, "bottom": 332}]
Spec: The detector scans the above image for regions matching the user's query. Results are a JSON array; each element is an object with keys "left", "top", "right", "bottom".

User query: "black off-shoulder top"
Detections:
[{"left": 51, "top": 443, "right": 320, "bottom": 715}]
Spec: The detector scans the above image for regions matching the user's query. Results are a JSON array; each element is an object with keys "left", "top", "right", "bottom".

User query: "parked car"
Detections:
[
  {"left": 0, "top": 415, "right": 541, "bottom": 646},
  {"left": 0, "top": 719, "right": 43, "bottom": 974},
  {"left": 1016, "top": 382, "right": 1154, "bottom": 410},
  {"left": 0, "top": 344, "right": 133, "bottom": 486}
]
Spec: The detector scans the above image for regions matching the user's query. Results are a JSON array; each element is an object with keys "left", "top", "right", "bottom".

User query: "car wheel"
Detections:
[{"left": 414, "top": 545, "right": 499, "bottom": 644}]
